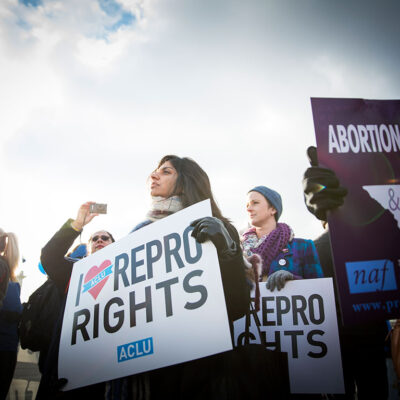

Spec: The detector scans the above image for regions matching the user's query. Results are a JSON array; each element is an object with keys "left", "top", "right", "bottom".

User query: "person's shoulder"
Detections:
[
  {"left": 290, "top": 238, "right": 317, "bottom": 252},
  {"left": 130, "top": 220, "right": 152, "bottom": 233},
  {"left": 220, "top": 219, "right": 240, "bottom": 243},
  {"left": 7, "top": 280, "right": 21, "bottom": 292},
  {"left": 291, "top": 237, "right": 312, "bottom": 245},
  {"left": 222, "top": 220, "right": 238, "bottom": 234},
  {"left": 314, "top": 229, "right": 330, "bottom": 244}
]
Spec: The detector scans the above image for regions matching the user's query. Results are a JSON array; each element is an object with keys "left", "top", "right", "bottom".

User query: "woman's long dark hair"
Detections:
[{"left": 157, "top": 155, "right": 229, "bottom": 225}]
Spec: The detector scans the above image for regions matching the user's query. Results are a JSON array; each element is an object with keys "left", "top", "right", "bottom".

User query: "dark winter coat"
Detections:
[
  {"left": 36, "top": 219, "right": 105, "bottom": 399},
  {"left": 106, "top": 219, "right": 250, "bottom": 400}
]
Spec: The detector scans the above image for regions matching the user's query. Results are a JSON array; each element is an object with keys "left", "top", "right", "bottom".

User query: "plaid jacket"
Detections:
[{"left": 268, "top": 238, "right": 323, "bottom": 280}]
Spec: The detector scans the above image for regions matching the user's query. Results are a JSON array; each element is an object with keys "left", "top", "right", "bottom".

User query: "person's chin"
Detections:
[
  {"left": 152, "top": 191, "right": 169, "bottom": 199},
  {"left": 151, "top": 189, "right": 161, "bottom": 197}
]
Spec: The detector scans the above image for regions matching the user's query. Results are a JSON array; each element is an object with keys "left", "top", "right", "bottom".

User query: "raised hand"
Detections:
[
  {"left": 303, "top": 146, "right": 348, "bottom": 221},
  {"left": 71, "top": 202, "right": 99, "bottom": 231}
]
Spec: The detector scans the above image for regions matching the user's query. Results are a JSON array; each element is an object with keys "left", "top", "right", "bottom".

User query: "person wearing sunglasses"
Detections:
[{"left": 36, "top": 201, "right": 115, "bottom": 399}]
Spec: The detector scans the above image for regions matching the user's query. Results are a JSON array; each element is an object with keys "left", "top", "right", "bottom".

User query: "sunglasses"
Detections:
[{"left": 91, "top": 235, "right": 111, "bottom": 242}]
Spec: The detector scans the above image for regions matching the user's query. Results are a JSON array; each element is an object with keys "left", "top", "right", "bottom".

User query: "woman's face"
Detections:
[
  {"left": 90, "top": 231, "right": 113, "bottom": 253},
  {"left": 150, "top": 160, "right": 179, "bottom": 198},
  {"left": 246, "top": 191, "right": 276, "bottom": 227}
]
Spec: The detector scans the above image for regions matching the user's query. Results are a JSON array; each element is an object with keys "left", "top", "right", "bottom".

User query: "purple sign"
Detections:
[{"left": 311, "top": 98, "right": 400, "bottom": 325}]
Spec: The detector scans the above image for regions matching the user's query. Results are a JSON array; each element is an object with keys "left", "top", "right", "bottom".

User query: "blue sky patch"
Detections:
[
  {"left": 98, "top": 0, "right": 135, "bottom": 32},
  {"left": 99, "top": 0, "right": 122, "bottom": 17},
  {"left": 20, "top": 0, "right": 42, "bottom": 7},
  {"left": 111, "top": 11, "right": 135, "bottom": 30},
  {"left": 16, "top": 17, "right": 32, "bottom": 30}
]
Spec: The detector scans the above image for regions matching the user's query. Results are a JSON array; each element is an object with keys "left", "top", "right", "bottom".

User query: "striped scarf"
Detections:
[{"left": 146, "top": 196, "right": 183, "bottom": 221}]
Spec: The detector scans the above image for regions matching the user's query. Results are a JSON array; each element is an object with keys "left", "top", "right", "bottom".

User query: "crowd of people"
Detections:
[{"left": 0, "top": 150, "right": 398, "bottom": 399}]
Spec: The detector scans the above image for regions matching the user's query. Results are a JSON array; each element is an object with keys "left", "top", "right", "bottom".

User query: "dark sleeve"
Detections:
[
  {"left": 40, "top": 219, "right": 81, "bottom": 292},
  {"left": 0, "top": 282, "right": 22, "bottom": 323},
  {"left": 218, "top": 223, "right": 250, "bottom": 322},
  {"left": 313, "top": 229, "right": 344, "bottom": 322},
  {"left": 313, "top": 230, "right": 334, "bottom": 279},
  {"left": 0, "top": 257, "right": 10, "bottom": 307},
  {"left": 302, "top": 239, "right": 324, "bottom": 279}
]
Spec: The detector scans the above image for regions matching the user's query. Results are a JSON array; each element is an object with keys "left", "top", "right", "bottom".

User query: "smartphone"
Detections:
[{"left": 90, "top": 203, "right": 107, "bottom": 214}]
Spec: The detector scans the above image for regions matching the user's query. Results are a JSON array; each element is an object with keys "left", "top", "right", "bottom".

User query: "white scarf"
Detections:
[{"left": 146, "top": 196, "right": 183, "bottom": 221}]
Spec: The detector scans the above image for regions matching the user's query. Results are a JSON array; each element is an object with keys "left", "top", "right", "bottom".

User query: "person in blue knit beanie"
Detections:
[{"left": 241, "top": 185, "right": 323, "bottom": 298}]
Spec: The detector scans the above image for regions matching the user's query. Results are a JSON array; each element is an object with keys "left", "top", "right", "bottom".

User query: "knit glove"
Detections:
[
  {"left": 303, "top": 146, "right": 348, "bottom": 221},
  {"left": 266, "top": 270, "right": 294, "bottom": 291},
  {"left": 190, "top": 217, "right": 237, "bottom": 259}
]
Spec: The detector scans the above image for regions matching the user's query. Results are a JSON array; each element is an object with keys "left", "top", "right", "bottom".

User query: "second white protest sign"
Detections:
[{"left": 234, "top": 278, "right": 344, "bottom": 394}]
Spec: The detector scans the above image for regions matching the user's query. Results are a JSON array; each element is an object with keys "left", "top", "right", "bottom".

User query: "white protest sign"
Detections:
[
  {"left": 59, "top": 200, "right": 233, "bottom": 391},
  {"left": 233, "top": 278, "right": 344, "bottom": 394}
]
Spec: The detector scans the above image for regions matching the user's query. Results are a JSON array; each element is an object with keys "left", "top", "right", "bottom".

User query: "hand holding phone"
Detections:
[
  {"left": 90, "top": 203, "right": 107, "bottom": 214},
  {"left": 72, "top": 202, "right": 107, "bottom": 231}
]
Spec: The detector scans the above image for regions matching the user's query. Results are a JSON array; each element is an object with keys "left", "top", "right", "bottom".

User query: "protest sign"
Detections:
[
  {"left": 311, "top": 98, "right": 400, "bottom": 325},
  {"left": 234, "top": 278, "right": 344, "bottom": 394},
  {"left": 59, "top": 200, "right": 233, "bottom": 391}
]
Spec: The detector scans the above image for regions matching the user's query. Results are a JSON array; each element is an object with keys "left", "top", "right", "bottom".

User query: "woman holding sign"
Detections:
[
  {"left": 107, "top": 155, "right": 250, "bottom": 400},
  {"left": 242, "top": 185, "right": 323, "bottom": 292},
  {"left": 133, "top": 155, "right": 250, "bottom": 322}
]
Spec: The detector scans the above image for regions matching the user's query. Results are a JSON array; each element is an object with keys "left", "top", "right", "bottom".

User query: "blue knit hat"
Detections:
[{"left": 249, "top": 186, "right": 283, "bottom": 221}]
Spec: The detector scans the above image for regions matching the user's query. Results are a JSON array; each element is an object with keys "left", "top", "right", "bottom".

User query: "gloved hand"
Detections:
[
  {"left": 266, "top": 270, "right": 294, "bottom": 291},
  {"left": 56, "top": 378, "right": 68, "bottom": 391},
  {"left": 303, "top": 146, "right": 348, "bottom": 221},
  {"left": 49, "top": 377, "right": 68, "bottom": 396},
  {"left": 190, "top": 217, "right": 237, "bottom": 259}
]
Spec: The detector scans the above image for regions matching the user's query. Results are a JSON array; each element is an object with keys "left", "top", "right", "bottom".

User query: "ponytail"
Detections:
[{"left": 0, "top": 228, "right": 20, "bottom": 281}]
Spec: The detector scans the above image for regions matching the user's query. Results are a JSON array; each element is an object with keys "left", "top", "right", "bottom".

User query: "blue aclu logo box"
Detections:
[
  {"left": 117, "top": 337, "right": 154, "bottom": 363},
  {"left": 345, "top": 259, "right": 397, "bottom": 294}
]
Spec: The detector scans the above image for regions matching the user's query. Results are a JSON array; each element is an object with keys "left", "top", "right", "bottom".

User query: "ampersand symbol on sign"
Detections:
[{"left": 388, "top": 188, "right": 400, "bottom": 211}]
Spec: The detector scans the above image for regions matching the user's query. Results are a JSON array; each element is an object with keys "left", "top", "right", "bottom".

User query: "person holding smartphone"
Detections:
[{"left": 36, "top": 202, "right": 115, "bottom": 399}]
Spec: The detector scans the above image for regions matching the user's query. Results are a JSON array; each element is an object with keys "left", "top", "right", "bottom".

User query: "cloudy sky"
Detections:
[{"left": 1, "top": 0, "right": 399, "bottom": 301}]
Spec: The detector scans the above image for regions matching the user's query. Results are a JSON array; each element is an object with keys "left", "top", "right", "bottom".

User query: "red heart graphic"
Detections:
[{"left": 84, "top": 259, "right": 112, "bottom": 300}]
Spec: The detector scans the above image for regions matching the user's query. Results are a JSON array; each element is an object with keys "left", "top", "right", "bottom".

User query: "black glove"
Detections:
[
  {"left": 49, "top": 377, "right": 68, "bottom": 396},
  {"left": 190, "top": 217, "right": 237, "bottom": 259},
  {"left": 56, "top": 378, "right": 68, "bottom": 391},
  {"left": 303, "top": 146, "right": 348, "bottom": 221},
  {"left": 266, "top": 270, "right": 293, "bottom": 291}
]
